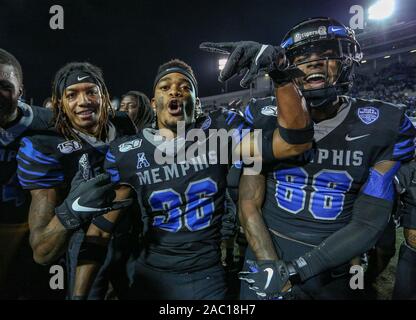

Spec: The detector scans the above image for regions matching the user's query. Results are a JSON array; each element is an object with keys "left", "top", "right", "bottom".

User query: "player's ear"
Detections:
[
  {"left": 18, "top": 85, "right": 24, "bottom": 99},
  {"left": 151, "top": 97, "right": 156, "bottom": 112}
]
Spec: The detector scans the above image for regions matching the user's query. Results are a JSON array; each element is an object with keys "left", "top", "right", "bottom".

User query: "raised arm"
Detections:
[{"left": 200, "top": 41, "right": 313, "bottom": 163}]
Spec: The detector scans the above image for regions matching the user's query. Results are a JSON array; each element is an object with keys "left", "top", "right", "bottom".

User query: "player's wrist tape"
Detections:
[
  {"left": 92, "top": 216, "right": 115, "bottom": 233},
  {"left": 77, "top": 241, "right": 108, "bottom": 265},
  {"left": 278, "top": 122, "right": 314, "bottom": 145},
  {"left": 55, "top": 205, "right": 83, "bottom": 230}
]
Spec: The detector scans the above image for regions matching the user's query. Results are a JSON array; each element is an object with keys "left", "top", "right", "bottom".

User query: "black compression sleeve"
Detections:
[{"left": 292, "top": 194, "right": 392, "bottom": 281}]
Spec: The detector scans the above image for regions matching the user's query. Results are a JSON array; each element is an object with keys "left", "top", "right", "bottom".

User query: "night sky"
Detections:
[{"left": 1, "top": 0, "right": 415, "bottom": 104}]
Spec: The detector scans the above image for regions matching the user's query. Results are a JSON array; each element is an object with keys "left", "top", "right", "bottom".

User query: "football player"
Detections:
[
  {"left": 72, "top": 53, "right": 314, "bottom": 300},
  {"left": 0, "top": 48, "right": 54, "bottom": 299},
  {"left": 233, "top": 17, "right": 416, "bottom": 299},
  {"left": 119, "top": 91, "right": 154, "bottom": 132},
  {"left": 393, "top": 160, "right": 416, "bottom": 299},
  {"left": 16, "top": 62, "right": 136, "bottom": 299}
]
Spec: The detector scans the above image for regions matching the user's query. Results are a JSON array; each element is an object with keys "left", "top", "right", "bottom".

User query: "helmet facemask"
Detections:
[{"left": 286, "top": 38, "right": 362, "bottom": 108}]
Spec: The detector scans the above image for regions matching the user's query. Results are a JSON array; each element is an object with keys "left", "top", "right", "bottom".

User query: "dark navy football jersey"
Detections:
[
  {"left": 17, "top": 112, "right": 135, "bottom": 198},
  {"left": 0, "top": 102, "right": 52, "bottom": 224},
  {"left": 105, "top": 109, "right": 252, "bottom": 272},
  {"left": 245, "top": 96, "right": 416, "bottom": 245}
]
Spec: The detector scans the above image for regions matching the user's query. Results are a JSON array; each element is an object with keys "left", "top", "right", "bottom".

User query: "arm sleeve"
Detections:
[
  {"left": 292, "top": 162, "right": 401, "bottom": 281},
  {"left": 16, "top": 137, "right": 64, "bottom": 189}
]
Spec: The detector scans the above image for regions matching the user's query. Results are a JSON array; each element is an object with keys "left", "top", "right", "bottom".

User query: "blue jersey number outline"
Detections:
[
  {"left": 275, "top": 168, "right": 353, "bottom": 220},
  {"left": 149, "top": 178, "right": 218, "bottom": 232}
]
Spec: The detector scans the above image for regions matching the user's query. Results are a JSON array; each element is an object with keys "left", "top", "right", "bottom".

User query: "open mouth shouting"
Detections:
[
  {"left": 304, "top": 72, "right": 327, "bottom": 89},
  {"left": 167, "top": 99, "right": 184, "bottom": 117}
]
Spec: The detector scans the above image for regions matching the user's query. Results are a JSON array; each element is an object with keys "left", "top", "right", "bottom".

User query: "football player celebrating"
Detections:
[
  {"left": 0, "top": 48, "right": 53, "bottom": 298},
  {"left": 16, "top": 62, "right": 135, "bottom": 299},
  {"left": 234, "top": 17, "right": 416, "bottom": 299},
  {"left": 73, "top": 54, "right": 313, "bottom": 300},
  {"left": 393, "top": 160, "right": 416, "bottom": 299}
]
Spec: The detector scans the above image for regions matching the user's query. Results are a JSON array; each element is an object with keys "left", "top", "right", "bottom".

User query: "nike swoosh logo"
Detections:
[
  {"left": 71, "top": 197, "right": 105, "bottom": 213},
  {"left": 264, "top": 267, "right": 274, "bottom": 290},
  {"left": 345, "top": 134, "right": 370, "bottom": 141},
  {"left": 331, "top": 27, "right": 343, "bottom": 32},
  {"left": 77, "top": 75, "right": 90, "bottom": 81},
  {"left": 255, "top": 45, "right": 269, "bottom": 66}
]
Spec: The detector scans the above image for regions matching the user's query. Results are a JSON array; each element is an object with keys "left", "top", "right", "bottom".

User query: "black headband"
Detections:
[
  {"left": 58, "top": 70, "right": 100, "bottom": 98},
  {"left": 153, "top": 67, "right": 198, "bottom": 96}
]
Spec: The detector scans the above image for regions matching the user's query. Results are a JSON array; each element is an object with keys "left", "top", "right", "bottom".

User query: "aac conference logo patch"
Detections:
[
  {"left": 357, "top": 107, "right": 379, "bottom": 125},
  {"left": 200, "top": 116, "right": 212, "bottom": 130},
  {"left": 261, "top": 105, "right": 277, "bottom": 117}
]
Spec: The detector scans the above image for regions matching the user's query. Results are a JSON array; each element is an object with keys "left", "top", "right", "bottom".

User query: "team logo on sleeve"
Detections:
[
  {"left": 57, "top": 140, "right": 82, "bottom": 154},
  {"left": 200, "top": 116, "right": 212, "bottom": 130},
  {"left": 261, "top": 106, "right": 277, "bottom": 116},
  {"left": 357, "top": 107, "right": 379, "bottom": 125},
  {"left": 136, "top": 152, "right": 150, "bottom": 169},
  {"left": 119, "top": 139, "right": 142, "bottom": 152}
]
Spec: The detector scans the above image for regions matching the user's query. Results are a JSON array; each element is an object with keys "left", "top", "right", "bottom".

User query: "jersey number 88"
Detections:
[{"left": 274, "top": 168, "right": 353, "bottom": 220}]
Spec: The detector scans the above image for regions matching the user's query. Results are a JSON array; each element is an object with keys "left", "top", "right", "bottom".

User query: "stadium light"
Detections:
[
  {"left": 411, "top": 49, "right": 416, "bottom": 53},
  {"left": 384, "top": 55, "right": 391, "bottom": 59},
  {"left": 368, "top": 0, "right": 395, "bottom": 20},
  {"left": 218, "top": 58, "right": 227, "bottom": 71}
]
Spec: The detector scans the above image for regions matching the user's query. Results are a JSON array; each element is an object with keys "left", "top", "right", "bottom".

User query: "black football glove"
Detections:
[
  {"left": 55, "top": 171, "right": 133, "bottom": 231},
  {"left": 199, "top": 41, "right": 304, "bottom": 88},
  {"left": 239, "top": 259, "right": 297, "bottom": 299}
]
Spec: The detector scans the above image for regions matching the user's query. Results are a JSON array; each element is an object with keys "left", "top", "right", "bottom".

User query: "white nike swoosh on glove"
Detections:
[
  {"left": 255, "top": 45, "right": 269, "bottom": 66},
  {"left": 264, "top": 267, "right": 274, "bottom": 290},
  {"left": 71, "top": 197, "right": 107, "bottom": 212}
]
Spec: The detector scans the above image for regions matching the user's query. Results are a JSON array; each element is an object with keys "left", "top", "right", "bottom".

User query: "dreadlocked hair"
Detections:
[
  {"left": 0, "top": 48, "right": 23, "bottom": 84},
  {"left": 121, "top": 90, "right": 154, "bottom": 131},
  {"left": 50, "top": 62, "right": 114, "bottom": 141}
]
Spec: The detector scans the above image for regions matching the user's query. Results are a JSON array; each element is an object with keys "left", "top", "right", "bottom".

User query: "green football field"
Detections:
[{"left": 374, "top": 229, "right": 403, "bottom": 300}]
